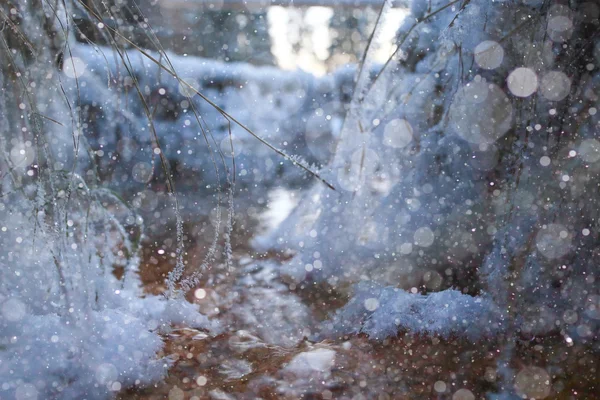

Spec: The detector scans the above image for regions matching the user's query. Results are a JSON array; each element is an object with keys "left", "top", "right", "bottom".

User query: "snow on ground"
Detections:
[{"left": 262, "top": 0, "right": 600, "bottom": 344}]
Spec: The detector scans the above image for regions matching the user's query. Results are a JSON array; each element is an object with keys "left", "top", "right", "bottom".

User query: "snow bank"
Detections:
[
  {"left": 264, "top": 0, "right": 600, "bottom": 342},
  {"left": 0, "top": 3, "right": 215, "bottom": 398},
  {"left": 69, "top": 44, "right": 355, "bottom": 200}
]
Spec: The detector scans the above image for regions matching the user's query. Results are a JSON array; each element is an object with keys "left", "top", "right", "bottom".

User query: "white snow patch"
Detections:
[{"left": 284, "top": 348, "right": 336, "bottom": 377}]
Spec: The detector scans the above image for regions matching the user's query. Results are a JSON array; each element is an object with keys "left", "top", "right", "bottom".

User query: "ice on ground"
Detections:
[
  {"left": 283, "top": 348, "right": 336, "bottom": 377},
  {"left": 69, "top": 43, "right": 355, "bottom": 200}
]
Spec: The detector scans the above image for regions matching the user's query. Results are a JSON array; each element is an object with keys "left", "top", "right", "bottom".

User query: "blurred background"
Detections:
[{"left": 75, "top": 0, "right": 408, "bottom": 75}]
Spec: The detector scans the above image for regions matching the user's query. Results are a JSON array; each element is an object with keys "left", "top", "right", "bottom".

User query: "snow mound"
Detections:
[{"left": 327, "top": 283, "right": 503, "bottom": 341}]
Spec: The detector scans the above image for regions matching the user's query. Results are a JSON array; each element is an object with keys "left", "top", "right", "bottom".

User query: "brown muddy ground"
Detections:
[{"left": 119, "top": 215, "right": 599, "bottom": 400}]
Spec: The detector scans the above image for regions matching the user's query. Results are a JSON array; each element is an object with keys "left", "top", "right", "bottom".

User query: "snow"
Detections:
[
  {"left": 283, "top": 348, "right": 336, "bottom": 376},
  {"left": 69, "top": 43, "right": 353, "bottom": 200},
  {"left": 262, "top": 0, "right": 600, "bottom": 345},
  {"left": 219, "top": 359, "right": 253, "bottom": 380},
  {"left": 0, "top": 221, "right": 215, "bottom": 398},
  {"left": 0, "top": 3, "right": 215, "bottom": 398},
  {"left": 327, "top": 283, "right": 502, "bottom": 340},
  {"left": 1, "top": 0, "right": 599, "bottom": 398},
  {"left": 231, "top": 262, "right": 313, "bottom": 347}
]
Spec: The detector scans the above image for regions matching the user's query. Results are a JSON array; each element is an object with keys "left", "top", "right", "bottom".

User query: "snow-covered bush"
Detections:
[
  {"left": 70, "top": 44, "right": 353, "bottom": 199},
  {"left": 0, "top": 2, "right": 212, "bottom": 398},
  {"left": 266, "top": 0, "right": 599, "bottom": 343}
]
